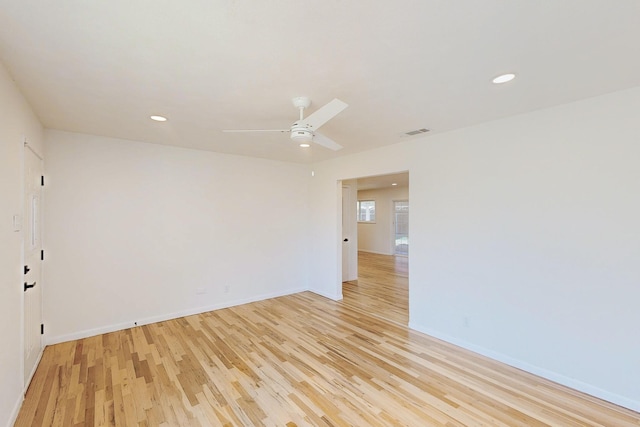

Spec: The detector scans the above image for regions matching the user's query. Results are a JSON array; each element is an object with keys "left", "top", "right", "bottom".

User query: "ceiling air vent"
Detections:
[{"left": 404, "top": 128, "right": 430, "bottom": 136}]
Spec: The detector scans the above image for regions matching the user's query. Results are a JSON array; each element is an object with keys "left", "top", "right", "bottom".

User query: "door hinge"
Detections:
[
  {"left": 41, "top": 176, "right": 44, "bottom": 186},
  {"left": 41, "top": 324, "right": 44, "bottom": 335},
  {"left": 41, "top": 250, "right": 44, "bottom": 260}
]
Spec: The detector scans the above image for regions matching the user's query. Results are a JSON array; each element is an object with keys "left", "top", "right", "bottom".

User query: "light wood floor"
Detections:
[
  {"left": 16, "top": 256, "right": 640, "bottom": 426},
  {"left": 342, "top": 251, "right": 408, "bottom": 325}
]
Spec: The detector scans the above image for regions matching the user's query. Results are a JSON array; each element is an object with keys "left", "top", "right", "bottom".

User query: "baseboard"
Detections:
[
  {"left": 46, "top": 287, "right": 308, "bottom": 345},
  {"left": 9, "top": 346, "right": 45, "bottom": 426},
  {"left": 6, "top": 394, "right": 23, "bottom": 427},
  {"left": 24, "top": 346, "right": 45, "bottom": 392},
  {"left": 308, "top": 289, "right": 343, "bottom": 301},
  {"left": 358, "top": 249, "right": 394, "bottom": 256},
  {"left": 408, "top": 321, "right": 640, "bottom": 413}
]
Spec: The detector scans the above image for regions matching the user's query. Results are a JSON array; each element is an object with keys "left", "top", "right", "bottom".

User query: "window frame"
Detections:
[{"left": 357, "top": 199, "right": 376, "bottom": 223}]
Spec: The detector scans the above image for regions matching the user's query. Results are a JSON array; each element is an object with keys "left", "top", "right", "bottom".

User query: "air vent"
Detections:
[{"left": 404, "top": 128, "right": 430, "bottom": 136}]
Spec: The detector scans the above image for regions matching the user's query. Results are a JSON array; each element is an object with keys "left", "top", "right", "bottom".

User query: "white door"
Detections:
[
  {"left": 342, "top": 186, "right": 350, "bottom": 281},
  {"left": 24, "top": 145, "right": 44, "bottom": 385}
]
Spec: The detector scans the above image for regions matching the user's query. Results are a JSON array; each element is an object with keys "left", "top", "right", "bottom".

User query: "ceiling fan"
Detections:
[{"left": 222, "top": 97, "right": 348, "bottom": 151}]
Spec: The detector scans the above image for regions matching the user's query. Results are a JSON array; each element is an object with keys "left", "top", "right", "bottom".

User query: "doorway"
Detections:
[{"left": 341, "top": 172, "right": 409, "bottom": 325}]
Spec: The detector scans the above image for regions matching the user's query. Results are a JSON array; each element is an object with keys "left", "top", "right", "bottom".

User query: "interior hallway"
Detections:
[{"left": 342, "top": 251, "right": 409, "bottom": 325}]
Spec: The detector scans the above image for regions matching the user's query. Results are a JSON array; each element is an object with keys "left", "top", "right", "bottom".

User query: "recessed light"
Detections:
[
  {"left": 492, "top": 73, "right": 516, "bottom": 84},
  {"left": 299, "top": 143, "right": 310, "bottom": 148},
  {"left": 391, "top": 183, "right": 398, "bottom": 186},
  {"left": 150, "top": 115, "right": 167, "bottom": 122}
]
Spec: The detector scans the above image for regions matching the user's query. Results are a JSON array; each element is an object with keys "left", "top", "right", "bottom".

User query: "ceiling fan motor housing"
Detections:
[{"left": 290, "top": 126, "right": 313, "bottom": 142}]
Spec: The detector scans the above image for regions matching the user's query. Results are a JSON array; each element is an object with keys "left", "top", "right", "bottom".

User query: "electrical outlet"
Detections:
[
  {"left": 463, "top": 316, "right": 470, "bottom": 328},
  {"left": 224, "top": 284, "right": 230, "bottom": 293},
  {"left": 196, "top": 287, "right": 206, "bottom": 295}
]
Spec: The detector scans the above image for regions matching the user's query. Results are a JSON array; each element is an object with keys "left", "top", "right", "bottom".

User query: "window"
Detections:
[
  {"left": 357, "top": 200, "right": 376, "bottom": 222},
  {"left": 394, "top": 200, "right": 409, "bottom": 255}
]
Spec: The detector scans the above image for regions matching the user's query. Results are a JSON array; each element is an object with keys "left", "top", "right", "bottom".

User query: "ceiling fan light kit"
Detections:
[
  {"left": 291, "top": 127, "right": 314, "bottom": 143},
  {"left": 222, "top": 97, "right": 348, "bottom": 151}
]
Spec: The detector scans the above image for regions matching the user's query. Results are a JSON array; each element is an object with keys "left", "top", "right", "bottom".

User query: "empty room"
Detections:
[{"left": 1, "top": 1, "right": 640, "bottom": 426}]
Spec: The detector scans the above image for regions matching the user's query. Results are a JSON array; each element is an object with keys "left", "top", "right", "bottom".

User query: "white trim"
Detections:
[
  {"left": 12, "top": 346, "right": 46, "bottom": 427},
  {"left": 18, "top": 137, "right": 26, "bottom": 417},
  {"left": 23, "top": 346, "right": 44, "bottom": 392},
  {"left": 46, "top": 287, "right": 307, "bottom": 345},
  {"left": 408, "top": 321, "right": 640, "bottom": 413},
  {"left": 6, "top": 394, "right": 23, "bottom": 427},
  {"left": 309, "top": 289, "right": 343, "bottom": 301}
]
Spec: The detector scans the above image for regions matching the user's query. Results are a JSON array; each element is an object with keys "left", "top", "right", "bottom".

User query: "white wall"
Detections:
[
  {"left": 0, "top": 62, "right": 44, "bottom": 427},
  {"left": 43, "top": 130, "right": 310, "bottom": 343},
  {"left": 308, "top": 86, "right": 640, "bottom": 411},
  {"left": 357, "top": 186, "right": 409, "bottom": 255}
]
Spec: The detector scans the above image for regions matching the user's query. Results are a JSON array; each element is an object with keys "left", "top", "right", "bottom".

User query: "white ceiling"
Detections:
[
  {"left": 357, "top": 173, "right": 409, "bottom": 191},
  {"left": 1, "top": 1, "right": 640, "bottom": 163}
]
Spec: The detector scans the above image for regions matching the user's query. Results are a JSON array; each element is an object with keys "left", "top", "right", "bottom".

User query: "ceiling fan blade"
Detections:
[
  {"left": 299, "top": 98, "right": 348, "bottom": 130},
  {"left": 222, "top": 129, "right": 289, "bottom": 133},
  {"left": 313, "top": 132, "right": 343, "bottom": 151}
]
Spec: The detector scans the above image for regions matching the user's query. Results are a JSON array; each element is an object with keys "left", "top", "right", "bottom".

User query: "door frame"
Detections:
[
  {"left": 336, "top": 172, "right": 410, "bottom": 316},
  {"left": 22, "top": 139, "right": 45, "bottom": 391}
]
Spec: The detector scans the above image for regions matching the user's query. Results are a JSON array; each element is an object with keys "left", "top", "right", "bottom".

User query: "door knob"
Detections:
[{"left": 24, "top": 281, "right": 36, "bottom": 292}]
